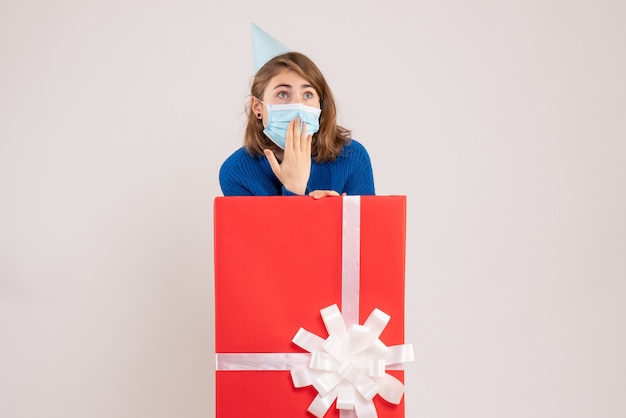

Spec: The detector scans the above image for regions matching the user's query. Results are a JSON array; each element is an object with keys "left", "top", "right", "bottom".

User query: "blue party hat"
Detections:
[{"left": 251, "top": 23, "right": 290, "bottom": 72}]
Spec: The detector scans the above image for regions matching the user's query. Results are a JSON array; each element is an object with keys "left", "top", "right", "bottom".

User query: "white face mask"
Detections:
[{"left": 260, "top": 101, "right": 321, "bottom": 149}]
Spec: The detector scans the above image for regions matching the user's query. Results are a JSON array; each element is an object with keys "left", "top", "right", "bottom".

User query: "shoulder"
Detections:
[{"left": 220, "top": 147, "right": 255, "bottom": 174}]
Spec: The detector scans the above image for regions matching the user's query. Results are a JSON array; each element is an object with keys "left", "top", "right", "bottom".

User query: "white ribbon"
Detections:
[
  {"left": 291, "top": 304, "right": 414, "bottom": 418},
  {"left": 215, "top": 196, "right": 414, "bottom": 417},
  {"left": 216, "top": 353, "right": 311, "bottom": 370},
  {"left": 341, "top": 195, "right": 361, "bottom": 327}
]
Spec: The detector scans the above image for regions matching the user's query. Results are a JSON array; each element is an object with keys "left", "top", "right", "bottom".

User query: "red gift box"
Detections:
[{"left": 214, "top": 196, "right": 409, "bottom": 417}]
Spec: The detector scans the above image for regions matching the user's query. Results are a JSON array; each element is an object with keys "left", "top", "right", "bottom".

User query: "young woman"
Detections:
[{"left": 219, "top": 51, "right": 375, "bottom": 197}]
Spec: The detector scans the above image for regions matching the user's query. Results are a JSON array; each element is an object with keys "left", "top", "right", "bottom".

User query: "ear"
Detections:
[{"left": 251, "top": 96, "right": 263, "bottom": 117}]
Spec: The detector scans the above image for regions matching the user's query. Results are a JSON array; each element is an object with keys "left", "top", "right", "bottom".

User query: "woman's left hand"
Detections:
[{"left": 309, "top": 190, "right": 345, "bottom": 199}]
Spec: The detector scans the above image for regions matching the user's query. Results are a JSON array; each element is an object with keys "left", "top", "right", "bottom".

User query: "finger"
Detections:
[
  {"left": 284, "top": 120, "right": 295, "bottom": 152},
  {"left": 291, "top": 117, "right": 304, "bottom": 151},
  {"left": 309, "top": 190, "right": 340, "bottom": 199},
  {"left": 299, "top": 120, "right": 308, "bottom": 152},
  {"left": 264, "top": 149, "right": 281, "bottom": 177},
  {"left": 306, "top": 134, "right": 312, "bottom": 156},
  {"left": 309, "top": 190, "right": 325, "bottom": 199}
]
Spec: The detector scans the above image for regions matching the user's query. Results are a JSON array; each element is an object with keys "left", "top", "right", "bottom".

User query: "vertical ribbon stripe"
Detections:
[
  {"left": 341, "top": 196, "right": 364, "bottom": 418},
  {"left": 341, "top": 196, "right": 361, "bottom": 328}
]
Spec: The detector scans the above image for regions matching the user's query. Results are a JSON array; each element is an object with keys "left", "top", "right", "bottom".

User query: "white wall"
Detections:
[{"left": 1, "top": 0, "right": 625, "bottom": 417}]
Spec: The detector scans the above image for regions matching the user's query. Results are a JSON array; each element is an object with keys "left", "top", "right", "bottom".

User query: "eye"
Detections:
[
  {"left": 277, "top": 91, "right": 288, "bottom": 99},
  {"left": 303, "top": 91, "right": 315, "bottom": 100}
]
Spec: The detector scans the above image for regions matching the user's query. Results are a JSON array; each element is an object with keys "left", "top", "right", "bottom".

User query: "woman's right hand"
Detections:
[{"left": 264, "top": 117, "right": 312, "bottom": 195}]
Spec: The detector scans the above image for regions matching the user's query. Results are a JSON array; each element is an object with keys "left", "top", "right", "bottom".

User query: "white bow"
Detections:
[{"left": 291, "top": 304, "right": 414, "bottom": 418}]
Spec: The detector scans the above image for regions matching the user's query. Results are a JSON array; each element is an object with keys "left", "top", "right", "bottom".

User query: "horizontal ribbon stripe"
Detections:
[
  {"left": 215, "top": 354, "right": 405, "bottom": 372},
  {"left": 216, "top": 353, "right": 311, "bottom": 370}
]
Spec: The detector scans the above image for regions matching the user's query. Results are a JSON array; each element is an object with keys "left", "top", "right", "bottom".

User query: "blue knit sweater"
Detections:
[{"left": 219, "top": 139, "right": 375, "bottom": 196}]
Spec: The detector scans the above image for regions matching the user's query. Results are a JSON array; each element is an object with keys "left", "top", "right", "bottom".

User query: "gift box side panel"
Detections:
[
  {"left": 216, "top": 371, "right": 327, "bottom": 417},
  {"left": 214, "top": 197, "right": 343, "bottom": 353},
  {"left": 214, "top": 196, "right": 408, "bottom": 418},
  {"left": 359, "top": 196, "right": 407, "bottom": 346}
]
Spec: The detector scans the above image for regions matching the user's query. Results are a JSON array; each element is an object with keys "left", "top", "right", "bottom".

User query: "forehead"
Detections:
[{"left": 266, "top": 68, "right": 313, "bottom": 90}]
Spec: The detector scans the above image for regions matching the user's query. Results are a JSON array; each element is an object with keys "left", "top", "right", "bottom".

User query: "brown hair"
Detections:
[{"left": 244, "top": 52, "right": 351, "bottom": 163}]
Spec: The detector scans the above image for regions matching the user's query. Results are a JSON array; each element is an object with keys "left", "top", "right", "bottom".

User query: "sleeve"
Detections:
[
  {"left": 219, "top": 151, "right": 255, "bottom": 196},
  {"left": 344, "top": 141, "right": 376, "bottom": 196},
  {"left": 220, "top": 172, "right": 254, "bottom": 196}
]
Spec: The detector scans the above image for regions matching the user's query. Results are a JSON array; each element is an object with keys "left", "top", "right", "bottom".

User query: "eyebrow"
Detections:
[{"left": 272, "top": 83, "right": 315, "bottom": 90}]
